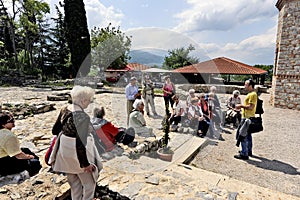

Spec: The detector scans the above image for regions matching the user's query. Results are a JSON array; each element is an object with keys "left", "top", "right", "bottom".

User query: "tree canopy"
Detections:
[
  {"left": 91, "top": 23, "right": 131, "bottom": 71},
  {"left": 162, "top": 44, "right": 199, "bottom": 69}
]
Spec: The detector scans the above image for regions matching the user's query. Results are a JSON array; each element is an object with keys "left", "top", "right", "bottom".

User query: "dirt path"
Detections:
[{"left": 191, "top": 93, "right": 300, "bottom": 197}]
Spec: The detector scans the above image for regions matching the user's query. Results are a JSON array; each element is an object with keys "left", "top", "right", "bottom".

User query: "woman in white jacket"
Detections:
[{"left": 50, "top": 86, "right": 102, "bottom": 200}]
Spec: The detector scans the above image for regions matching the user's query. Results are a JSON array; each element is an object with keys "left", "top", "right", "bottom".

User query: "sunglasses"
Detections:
[{"left": 7, "top": 118, "right": 15, "bottom": 123}]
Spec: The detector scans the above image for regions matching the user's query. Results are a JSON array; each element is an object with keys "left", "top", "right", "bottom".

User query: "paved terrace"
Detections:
[{"left": 98, "top": 132, "right": 299, "bottom": 200}]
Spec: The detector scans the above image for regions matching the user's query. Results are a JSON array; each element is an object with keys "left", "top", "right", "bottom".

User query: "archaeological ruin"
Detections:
[{"left": 271, "top": 0, "right": 300, "bottom": 110}]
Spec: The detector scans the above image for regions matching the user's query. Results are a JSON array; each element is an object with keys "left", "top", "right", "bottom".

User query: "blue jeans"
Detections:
[{"left": 240, "top": 133, "right": 252, "bottom": 156}]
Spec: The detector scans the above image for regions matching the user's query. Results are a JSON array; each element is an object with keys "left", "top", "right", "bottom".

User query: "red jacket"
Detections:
[{"left": 92, "top": 119, "right": 119, "bottom": 152}]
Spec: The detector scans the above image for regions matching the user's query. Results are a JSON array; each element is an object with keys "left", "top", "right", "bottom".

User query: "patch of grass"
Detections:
[{"left": 154, "top": 88, "right": 163, "bottom": 95}]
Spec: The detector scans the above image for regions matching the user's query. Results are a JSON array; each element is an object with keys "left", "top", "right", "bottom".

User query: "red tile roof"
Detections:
[
  {"left": 105, "top": 63, "right": 150, "bottom": 72},
  {"left": 127, "top": 63, "right": 151, "bottom": 71},
  {"left": 172, "top": 57, "right": 267, "bottom": 75},
  {"left": 105, "top": 65, "right": 133, "bottom": 72}
]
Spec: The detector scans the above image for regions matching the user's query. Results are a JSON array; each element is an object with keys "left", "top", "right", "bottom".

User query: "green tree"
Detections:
[
  {"left": 18, "top": 0, "right": 50, "bottom": 72},
  {"left": 64, "top": 0, "right": 91, "bottom": 77},
  {"left": 46, "top": 4, "right": 71, "bottom": 79},
  {"left": 90, "top": 24, "right": 131, "bottom": 77},
  {"left": 162, "top": 44, "right": 199, "bottom": 70},
  {"left": 0, "top": 0, "right": 19, "bottom": 69},
  {"left": 253, "top": 64, "right": 273, "bottom": 82}
]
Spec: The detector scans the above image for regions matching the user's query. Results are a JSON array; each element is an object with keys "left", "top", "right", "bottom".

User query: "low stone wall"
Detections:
[
  {"left": 0, "top": 102, "right": 56, "bottom": 119},
  {"left": 177, "top": 84, "right": 267, "bottom": 96}
]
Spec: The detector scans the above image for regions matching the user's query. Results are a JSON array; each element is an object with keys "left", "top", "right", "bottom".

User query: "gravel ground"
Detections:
[
  {"left": 1, "top": 86, "right": 299, "bottom": 198},
  {"left": 191, "top": 92, "right": 300, "bottom": 197}
]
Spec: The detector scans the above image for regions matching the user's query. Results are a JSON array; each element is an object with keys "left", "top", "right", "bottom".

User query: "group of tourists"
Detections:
[
  {"left": 124, "top": 75, "right": 259, "bottom": 162},
  {"left": 124, "top": 74, "right": 246, "bottom": 140},
  {"left": 0, "top": 75, "right": 259, "bottom": 199}
]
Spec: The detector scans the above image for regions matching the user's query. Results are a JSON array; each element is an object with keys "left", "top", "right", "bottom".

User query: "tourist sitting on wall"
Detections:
[
  {"left": 168, "top": 95, "right": 186, "bottom": 132},
  {"left": 224, "top": 90, "right": 242, "bottom": 128},
  {"left": 91, "top": 107, "right": 135, "bottom": 152},
  {"left": 198, "top": 94, "right": 211, "bottom": 137},
  {"left": 186, "top": 89, "right": 196, "bottom": 112},
  {"left": 0, "top": 112, "right": 41, "bottom": 177},
  {"left": 187, "top": 97, "right": 210, "bottom": 137},
  {"left": 129, "top": 99, "right": 155, "bottom": 137}
]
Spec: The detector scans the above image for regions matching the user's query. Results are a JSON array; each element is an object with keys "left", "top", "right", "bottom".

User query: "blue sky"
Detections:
[{"left": 46, "top": 0, "right": 279, "bottom": 65}]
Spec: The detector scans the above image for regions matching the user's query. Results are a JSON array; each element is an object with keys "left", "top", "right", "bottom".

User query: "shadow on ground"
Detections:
[{"left": 247, "top": 155, "right": 300, "bottom": 175}]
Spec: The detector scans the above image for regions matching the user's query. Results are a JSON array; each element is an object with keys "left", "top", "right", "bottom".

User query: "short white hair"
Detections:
[
  {"left": 188, "top": 89, "right": 195, "bottom": 94},
  {"left": 233, "top": 90, "right": 240, "bottom": 95},
  {"left": 71, "top": 85, "right": 95, "bottom": 104},
  {"left": 133, "top": 99, "right": 143, "bottom": 109},
  {"left": 210, "top": 86, "right": 217, "bottom": 92}
]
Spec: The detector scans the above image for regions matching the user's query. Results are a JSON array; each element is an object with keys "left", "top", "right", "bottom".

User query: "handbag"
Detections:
[
  {"left": 44, "top": 135, "right": 57, "bottom": 166},
  {"left": 248, "top": 117, "right": 263, "bottom": 133}
]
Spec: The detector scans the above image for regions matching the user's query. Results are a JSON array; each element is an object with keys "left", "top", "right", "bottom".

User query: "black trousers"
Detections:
[{"left": 0, "top": 148, "right": 41, "bottom": 176}]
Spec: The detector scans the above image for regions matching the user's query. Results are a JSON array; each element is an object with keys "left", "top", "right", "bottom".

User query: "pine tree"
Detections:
[
  {"left": 64, "top": 0, "right": 91, "bottom": 77},
  {"left": 47, "top": 4, "right": 71, "bottom": 79}
]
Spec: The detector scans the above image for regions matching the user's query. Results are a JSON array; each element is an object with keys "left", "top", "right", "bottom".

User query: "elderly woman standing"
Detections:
[
  {"left": 50, "top": 86, "right": 102, "bottom": 200},
  {"left": 0, "top": 112, "right": 41, "bottom": 177}
]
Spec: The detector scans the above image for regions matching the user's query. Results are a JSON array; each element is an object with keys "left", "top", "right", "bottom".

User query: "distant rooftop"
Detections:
[
  {"left": 172, "top": 57, "right": 267, "bottom": 75},
  {"left": 127, "top": 63, "right": 151, "bottom": 71}
]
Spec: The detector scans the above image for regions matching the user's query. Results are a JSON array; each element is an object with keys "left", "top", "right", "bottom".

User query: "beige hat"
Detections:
[{"left": 133, "top": 99, "right": 143, "bottom": 109}]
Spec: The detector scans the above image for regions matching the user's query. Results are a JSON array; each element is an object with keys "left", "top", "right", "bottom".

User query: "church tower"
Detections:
[{"left": 271, "top": 0, "right": 300, "bottom": 110}]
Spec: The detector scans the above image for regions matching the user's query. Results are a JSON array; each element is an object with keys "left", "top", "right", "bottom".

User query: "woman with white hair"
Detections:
[
  {"left": 224, "top": 90, "right": 242, "bottom": 127},
  {"left": 186, "top": 88, "right": 196, "bottom": 108},
  {"left": 128, "top": 99, "right": 155, "bottom": 137},
  {"left": 50, "top": 85, "right": 102, "bottom": 200}
]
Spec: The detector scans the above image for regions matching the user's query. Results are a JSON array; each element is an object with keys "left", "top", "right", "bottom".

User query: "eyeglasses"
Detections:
[
  {"left": 200, "top": 96, "right": 205, "bottom": 98},
  {"left": 7, "top": 118, "right": 15, "bottom": 123}
]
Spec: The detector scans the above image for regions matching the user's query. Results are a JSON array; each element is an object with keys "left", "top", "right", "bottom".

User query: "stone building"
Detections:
[{"left": 271, "top": 0, "right": 300, "bottom": 110}]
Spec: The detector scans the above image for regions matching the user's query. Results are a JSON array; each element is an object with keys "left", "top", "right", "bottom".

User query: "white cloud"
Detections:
[
  {"left": 126, "top": 27, "right": 197, "bottom": 49},
  {"left": 44, "top": 0, "right": 124, "bottom": 29},
  {"left": 173, "top": 0, "right": 278, "bottom": 33},
  {"left": 84, "top": 0, "right": 124, "bottom": 29},
  {"left": 125, "top": 27, "right": 210, "bottom": 59},
  {"left": 200, "top": 25, "right": 277, "bottom": 64}
]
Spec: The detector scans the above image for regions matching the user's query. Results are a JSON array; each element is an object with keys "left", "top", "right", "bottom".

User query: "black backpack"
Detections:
[
  {"left": 248, "top": 94, "right": 264, "bottom": 134},
  {"left": 256, "top": 96, "right": 264, "bottom": 116}
]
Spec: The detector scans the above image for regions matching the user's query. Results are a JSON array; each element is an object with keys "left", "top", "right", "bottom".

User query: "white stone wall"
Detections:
[{"left": 271, "top": 0, "right": 300, "bottom": 110}]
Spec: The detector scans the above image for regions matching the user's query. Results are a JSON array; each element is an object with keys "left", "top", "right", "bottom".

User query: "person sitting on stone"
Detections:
[
  {"left": 0, "top": 112, "right": 41, "bottom": 177},
  {"left": 91, "top": 107, "right": 135, "bottom": 152},
  {"left": 168, "top": 95, "right": 186, "bottom": 132},
  {"left": 186, "top": 89, "right": 196, "bottom": 108},
  {"left": 224, "top": 90, "right": 242, "bottom": 128},
  {"left": 197, "top": 94, "right": 212, "bottom": 137},
  {"left": 128, "top": 99, "right": 155, "bottom": 137},
  {"left": 187, "top": 97, "right": 210, "bottom": 137}
]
